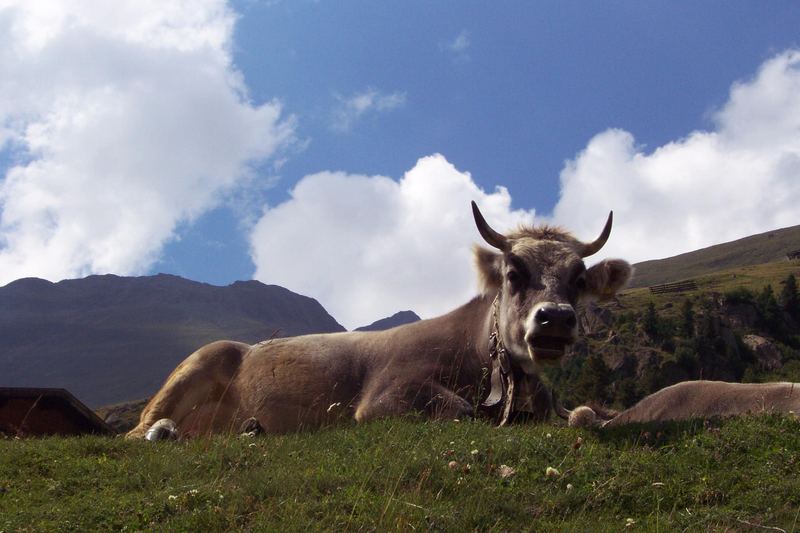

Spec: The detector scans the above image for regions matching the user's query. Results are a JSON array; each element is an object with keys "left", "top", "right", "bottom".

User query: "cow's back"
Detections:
[
  {"left": 605, "top": 380, "right": 800, "bottom": 427},
  {"left": 233, "top": 332, "right": 371, "bottom": 432}
]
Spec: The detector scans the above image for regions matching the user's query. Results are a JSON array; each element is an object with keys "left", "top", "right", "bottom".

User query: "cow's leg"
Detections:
[
  {"left": 354, "top": 381, "right": 473, "bottom": 423},
  {"left": 126, "top": 341, "right": 248, "bottom": 439}
]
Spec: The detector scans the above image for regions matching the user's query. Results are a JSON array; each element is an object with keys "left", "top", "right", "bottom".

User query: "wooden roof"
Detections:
[{"left": 0, "top": 387, "right": 114, "bottom": 437}]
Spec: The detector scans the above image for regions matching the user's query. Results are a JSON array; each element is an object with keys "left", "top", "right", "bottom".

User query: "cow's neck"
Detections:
[
  {"left": 482, "top": 292, "right": 552, "bottom": 424},
  {"left": 398, "top": 292, "right": 551, "bottom": 423},
  {"left": 422, "top": 292, "right": 530, "bottom": 373}
]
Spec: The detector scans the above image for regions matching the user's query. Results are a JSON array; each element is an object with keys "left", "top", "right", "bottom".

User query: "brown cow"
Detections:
[
  {"left": 127, "top": 202, "right": 633, "bottom": 438},
  {"left": 560, "top": 380, "right": 800, "bottom": 428}
]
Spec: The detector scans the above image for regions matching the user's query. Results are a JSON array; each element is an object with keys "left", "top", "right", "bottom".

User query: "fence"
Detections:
[{"left": 649, "top": 279, "right": 697, "bottom": 295}]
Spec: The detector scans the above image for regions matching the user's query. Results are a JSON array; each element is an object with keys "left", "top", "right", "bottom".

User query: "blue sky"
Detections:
[{"left": 1, "top": 2, "right": 799, "bottom": 328}]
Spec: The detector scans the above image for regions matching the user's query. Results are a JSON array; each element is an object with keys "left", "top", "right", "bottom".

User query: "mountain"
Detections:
[
  {"left": 0, "top": 274, "right": 344, "bottom": 407},
  {"left": 355, "top": 311, "right": 421, "bottom": 332},
  {"left": 629, "top": 224, "right": 800, "bottom": 288}
]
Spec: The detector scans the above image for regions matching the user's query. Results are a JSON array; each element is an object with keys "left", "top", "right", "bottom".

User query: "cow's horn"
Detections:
[
  {"left": 471, "top": 201, "right": 509, "bottom": 252},
  {"left": 580, "top": 211, "right": 613, "bottom": 257}
]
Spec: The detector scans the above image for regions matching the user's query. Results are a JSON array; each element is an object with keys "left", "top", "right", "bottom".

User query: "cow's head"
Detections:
[{"left": 471, "top": 201, "right": 632, "bottom": 372}]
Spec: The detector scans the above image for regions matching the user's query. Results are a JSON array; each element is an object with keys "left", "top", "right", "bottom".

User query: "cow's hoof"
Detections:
[
  {"left": 239, "top": 417, "right": 264, "bottom": 436},
  {"left": 144, "top": 418, "right": 178, "bottom": 441}
]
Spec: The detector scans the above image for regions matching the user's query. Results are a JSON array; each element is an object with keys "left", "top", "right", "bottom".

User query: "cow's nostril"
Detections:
[{"left": 535, "top": 307, "right": 551, "bottom": 325}]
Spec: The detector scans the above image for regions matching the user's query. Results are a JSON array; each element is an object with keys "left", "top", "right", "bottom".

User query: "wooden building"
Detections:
[{"left": 0, "top": 387, "right": 114, "bottom": 437}]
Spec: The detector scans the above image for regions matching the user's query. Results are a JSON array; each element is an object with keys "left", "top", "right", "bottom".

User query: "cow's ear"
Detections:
[
  {"left": 584, "top": 259, "right": 633, "bottom": 301},
  {"left": 473, "top": 245, "right": 503, "bottom": 293}
]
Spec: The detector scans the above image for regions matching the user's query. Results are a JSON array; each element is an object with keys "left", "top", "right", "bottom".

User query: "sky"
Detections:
[{"left": 1, "top": 1, "right": 799, "bottom": 329}]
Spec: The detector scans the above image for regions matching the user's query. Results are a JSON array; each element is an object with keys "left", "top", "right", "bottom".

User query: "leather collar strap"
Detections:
[{"left": 481, "top": 295, "right": 516, "bottom": 426}]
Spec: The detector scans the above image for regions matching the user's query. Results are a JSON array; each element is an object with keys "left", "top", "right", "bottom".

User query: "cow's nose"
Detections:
[
  {"left": 525, "top": 302, "right": 578, "bottom": 361},
  {"left": 526, "top": 302, "right": 578, "bottom": 346},
  {"left": 534, "top": 303, "right": 577, "bottom": 329}
]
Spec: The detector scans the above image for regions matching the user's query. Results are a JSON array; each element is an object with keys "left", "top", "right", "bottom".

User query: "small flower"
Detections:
[
  {"left": 625, "top": 518, "right": 636, "bottom": 528},
  {"left": 470, "top": 449, "right": 479, "bottom": 456},
  {"left": 448, "top": 460, "right": 459, "bottom": 470},
  {"left": 546, "top": 433, "right": 552, "bottom": 439},
  {"left": 545, "top": 466, "right": 560, "bottom": 478},
  {"left": 497, "top": 464, "right": 516, "bottom": 479},
  {"left": 168, "top": 495, "right": 178, "bottom": 501},
  {"left": 566, "top": 483, "right": 574, "bottom": 491}
]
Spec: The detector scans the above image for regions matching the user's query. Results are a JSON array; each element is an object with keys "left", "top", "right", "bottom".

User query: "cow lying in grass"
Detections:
[
  {"left": 558, "top": 380, "right": 800, "bottom": 428},
  {"left": 127, "top": 202, "right": 633, "bottom": 439}
]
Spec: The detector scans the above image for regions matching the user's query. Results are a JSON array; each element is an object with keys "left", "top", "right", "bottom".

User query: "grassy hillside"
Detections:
[
  {"left": 620, "top": 259, "right": 800, "bottom": 314},
  {"left": 629, "top": 224, "right": 800, "bottom": 288},
  {"left": 2, "top": 416, "right": 799, "bottom": 531},
  {"left": 543, "top": 258, "right": 800, "bottom": 412}
]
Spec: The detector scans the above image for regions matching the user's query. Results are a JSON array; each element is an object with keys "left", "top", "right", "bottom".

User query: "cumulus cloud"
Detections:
[
  {"left": 251, "top": 50, "right": 800, "bottom": 328},
  {"left": 553, "top": 50, "right": 800, "bottom": 264},
  {"left": 249, "top": 154, "right": 534, "bottom": 329},
  {"left": 0, "top": 1, "right": 295, "bottom": 283},
  {"left": 331, "top": 88, "right": 406, "bottom": 132}
]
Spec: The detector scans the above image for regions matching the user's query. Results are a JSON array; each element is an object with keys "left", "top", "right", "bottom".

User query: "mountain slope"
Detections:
[
  {"left": 355, "top": 311, "right": 421, "bottom": 332},
  {"left": 629, "top": 224, "right": 800, "bottom": 288},
  {"left": 0, "top": 274, "right": 344, "bottom": 407}
]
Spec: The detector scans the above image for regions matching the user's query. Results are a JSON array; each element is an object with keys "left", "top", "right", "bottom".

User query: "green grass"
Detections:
[
  {"left": 628, "top": 224, "right": 800, "bottom": 288},
  {"left": 618, "top": 260, "right": 800, "bottom": 318},
  {"left": 3, "top": 416, "right": 800, "bottom": 531}
]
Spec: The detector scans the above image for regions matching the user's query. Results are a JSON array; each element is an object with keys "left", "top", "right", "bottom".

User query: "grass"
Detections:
[
  {"left": 628, "top": 224, "right": 800, "bottom": 288},
  {"left": 3, "top": 415, "right": 800, "bottom": 531},
  {"left": 617, "top": 260, "right": 800, "bottom": 318}
]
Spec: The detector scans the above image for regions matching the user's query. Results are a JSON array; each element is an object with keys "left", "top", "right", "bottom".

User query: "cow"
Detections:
[
  {"left": 559, "top": 380, "right": 800, "bottom": 428},
  {"left": 126, "top": 201, "right": 633, "bottom": 439}
]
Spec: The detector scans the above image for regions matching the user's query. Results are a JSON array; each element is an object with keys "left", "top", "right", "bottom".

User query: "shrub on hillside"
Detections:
[{"left": 725, "top": 287, "right": 755, "bottom": 305}]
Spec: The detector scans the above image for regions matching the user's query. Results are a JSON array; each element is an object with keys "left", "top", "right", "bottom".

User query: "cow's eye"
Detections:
[
  {"left": 506, "top": 270, "right": 522, "bottom": 288},
  {"left": 575, "top": 275, "right": 587, "bottom": 291}
]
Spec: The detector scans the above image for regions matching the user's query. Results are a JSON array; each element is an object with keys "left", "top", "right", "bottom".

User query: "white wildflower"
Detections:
[{"left": 497, "top": 464, "right": 516, "bottom": 479}]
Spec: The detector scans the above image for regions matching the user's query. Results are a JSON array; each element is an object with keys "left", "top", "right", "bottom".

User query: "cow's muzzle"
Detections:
[{"left": 525, "top": 302, "right": 578, "bottom": 363}]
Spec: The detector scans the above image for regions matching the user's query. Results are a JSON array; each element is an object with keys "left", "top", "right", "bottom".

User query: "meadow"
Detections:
[{"left": 2, "top": 415, "right": 799, "bottom": 531}]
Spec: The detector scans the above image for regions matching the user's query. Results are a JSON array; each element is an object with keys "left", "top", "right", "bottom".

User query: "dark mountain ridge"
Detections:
[
  {"left": 0, "top": 274, "right": 344, "bottom": 407},
  {"left": 355, "top": 310, "right": 421, "bottom": 332}
]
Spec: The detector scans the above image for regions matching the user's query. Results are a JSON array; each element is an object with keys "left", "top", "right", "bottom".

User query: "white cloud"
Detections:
[
  {"left": 441, "top": 30, "right": 470, "bottom": 63},
  {"left": 552, "top": 50, "right": 800, "bottom": 264},
  {"left": 0, "top": 1, "right": 295, "bottom": 283},
  {"left": 331, "top": 88, "right": 406, "bottom": 132},
  {"left": 251, "top": 50, "right": 800, "bottom": 328},
  {"left": 448, "top": 30, "right": 470, "bottom": 53},
  {"left": 249, "top": 154, "right": 534, "bottom": 329}
]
